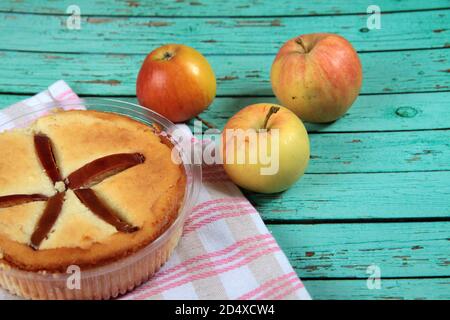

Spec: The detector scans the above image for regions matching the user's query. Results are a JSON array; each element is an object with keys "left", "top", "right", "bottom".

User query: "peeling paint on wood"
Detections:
[
  {"left": 245, "top": 171, "right": 450, "bottom": 220},
  {"left": 1, "top": 1, "right": 448, "bottom": 16},
  {"left": 0, "top": 11, "right": 448, "bottom": 54},
  {"left": 304, "top": 278, "right": 450, "bottom": 300},
  {"left": 0, "top": 50, "right": 447, "bottom": 96},
  {"left": 270, "top": 222, "right": 450, "bottom": 278},
  {"left": 75, "top": 79, "right": 121, "bottom": 86}
]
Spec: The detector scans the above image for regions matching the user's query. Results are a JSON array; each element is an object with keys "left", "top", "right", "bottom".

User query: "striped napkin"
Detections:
[{"left": 0, "top": 81, "right": 310, "bottom": 300}]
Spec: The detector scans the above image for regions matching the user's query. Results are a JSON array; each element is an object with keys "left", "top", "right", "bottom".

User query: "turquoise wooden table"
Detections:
[{"left": 0, "top": 0, "right": 449, "bottom": 299}]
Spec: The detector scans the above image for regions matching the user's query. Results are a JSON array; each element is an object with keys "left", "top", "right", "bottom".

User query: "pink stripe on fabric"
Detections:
[
  {"left": 203, "top": 178, "right": 230, "bottom": 183},
  {"left": 134, "top": 246, "right": 281, "bottom": 299},
  {"left": 202, "top": 175, "right": 230, "bottom": 182},
  {"left": 202, "top": 171, "right": 226, "bottom": 177},
  {"left": 187, "top": 203, "right": 253, "bottom": 225},
  {"left": 272, "top": 282, "right": 305, "bottom": 300},
  {"left": 146, "top": 234, "right": 272, "bottom": 281},
  {"left": 257, "top": 275, "right": 300, "bottom": 300},
  {"left": 55, "top": 88, "right": 75, "bottom": 100},
  {"left": 60, "top": 93, "right": 78, "bottom": 101},
  {"left": 202, "top": 174, "right": 230, "bottom": 180},
  {"left": 189, "top": 199, "right": 250, "bottom": 218},
  {"left": 202, "top": 164, "right": 225, "bottom": 172},
  {"left": 202, "top": 170, "right": 228, "bottom": 179},
  {"left": 202, "top": 170, "right": 228, "bottom": 177},
  {"left": 237, "top": 272, "right": 297, "bottom": 300},
  {"left": 139, "top": 238, "right": 277, "bottom": 291},
  {"left": 183, "top": 208, "right": 256, "bottom": 234},
  {"left": 190, "top": 197, "right": 246, "bottom": 214},
  {"left": 203, "top": 176, "right": 230, "bottom": 182}
]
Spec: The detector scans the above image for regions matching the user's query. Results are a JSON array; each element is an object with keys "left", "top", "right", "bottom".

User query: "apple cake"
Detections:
[{"left": 0, "top": 110, "right": 186, "bottom": 299}]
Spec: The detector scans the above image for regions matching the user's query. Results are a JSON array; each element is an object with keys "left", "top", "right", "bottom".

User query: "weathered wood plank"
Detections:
[
  {"left": 307, "top": 130, "right": 450, "bottom": 173},
  {"left": 0, "top": 50, "right": 447, "bottom": 96},
  {"left": 1, "top": 0, "right": 448, "bottom": 17},
  {"left": 246, "top": 171, "right": 450, "bottom": 220},
  {"left": 197, "top": 129, "right": 450, "bottom": 173},
  {"left": 303, "top": 278, "right": 450, "bottom": 300},
  {"left": 199, "top": 93, "right": 450, "bottom": 132},
  {"left": 0, "top": 11, "right": 448, "bottom": 54},
  {"left": 2, "top": 92, "right": 449, "bottom": 132},
  {"left": 268, "top": 222, "right": 450, "bottom": 278}
]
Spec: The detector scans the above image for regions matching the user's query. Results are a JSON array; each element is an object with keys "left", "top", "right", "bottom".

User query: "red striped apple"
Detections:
[
  {"left": 136, "top": 44, "right": 216, "bottom": 122},
  {"left": 271, "top": 33, "right": 362, "bottom": 123}
]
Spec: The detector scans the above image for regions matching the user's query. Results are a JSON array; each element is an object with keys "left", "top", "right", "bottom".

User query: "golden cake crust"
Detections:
[{"left": 0, "top": 110, "right": 186, "bottom": 272}]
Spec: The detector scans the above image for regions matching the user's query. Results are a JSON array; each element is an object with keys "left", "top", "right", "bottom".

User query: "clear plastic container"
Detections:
[{"left": 0, "top": 98, "right": 201, "bottom": 299}]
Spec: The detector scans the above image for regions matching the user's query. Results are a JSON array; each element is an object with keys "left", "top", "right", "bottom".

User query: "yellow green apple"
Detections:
[
  {"left": 221, "top": 103, "right": 310, "bottom": 193},
  {"left": 271, "top": 33, "right": 363, "bottom": 123}
]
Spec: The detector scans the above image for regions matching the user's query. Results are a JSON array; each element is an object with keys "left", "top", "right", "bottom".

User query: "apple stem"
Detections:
[
  {"left": 295, "top": 37, "right": 307, "bottom": 53},
  {"left": 195, "top": 115, "right": 216, "bottom": 129},
  {"left": 163, "top": 51, "right": 173, "bottom": 60},
  {"left": 262, "top": 106, "right": 280, "bottom": 130}
]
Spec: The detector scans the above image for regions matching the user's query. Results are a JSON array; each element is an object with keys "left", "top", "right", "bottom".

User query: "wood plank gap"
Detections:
[
  {"left": 300, "top": 275, "right": 450, "bottom": 281},
  {"left": 215, "top": 91, "right": 450, "bottom": 97},
  {"left": 3, "top": 91, "right": 450, "bottom": 99},
  {"left": 0, "top": 7, "right": 448, "bottom": 18},
  {"left": 0, "top": 46, "right": 448, "bottom": 56},
  {"left": 303, "top": 170, "right": 450, "bottom": 175},
  {"left": 265, "top": 217, "right": 450, "bottom": 225},
  {"left": 307, "top": 128, "right": 450, "bottom": 134},
  {"left": 1, "top": 90, "right": 448, "bottom": 99}
]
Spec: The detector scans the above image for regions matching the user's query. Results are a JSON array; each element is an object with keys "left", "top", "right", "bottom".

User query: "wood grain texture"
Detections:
[
  {"left": 269, "top": 222, "right": 450, "bottom": 278},
  {"left": 1, "top": 0, "right": 448, "bottom": 16},
  {"left": 303, "top": 278, "right": 450, "bottom": 300},
  {"left": 0, "top": 11, "right": 448, "bottom": 54},
  {"left": 202, "top": 129, "right": 450, "bottom": 174},
  {"left": 0, "top": 92, "right": 450, "bottom": 133},
  {"left": 2, "top": 92, "right": 449, "bottom": 132},
  {"left": 246, "top": 171, "right": 450, "bottom": 220},
  {"left": 307, "top": 130, "right": 450, "bottom": 173},
  {"left": 198, "top": 93, "right": 450, "bottom": 132},
  {"left": 0, "top": 49, "right": 448, "bottom": 96}
]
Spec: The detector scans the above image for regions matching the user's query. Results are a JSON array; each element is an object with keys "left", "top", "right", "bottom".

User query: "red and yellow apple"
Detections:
[
  {"left": 271, "top": 33, "right": 362, "bottom": 123},
  {"left": 136, "top": 44, "right": 216, "bottom": 122},
  {"left": 221, "top": 103, "right": 310, "bottom": 193}
]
